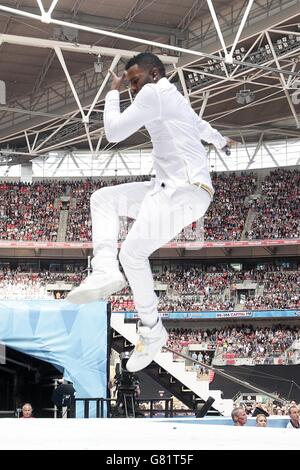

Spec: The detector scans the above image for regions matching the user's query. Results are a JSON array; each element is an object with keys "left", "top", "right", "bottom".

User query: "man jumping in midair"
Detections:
[{"left": 68, "top": 52, "right": 231, "bottom": 372}]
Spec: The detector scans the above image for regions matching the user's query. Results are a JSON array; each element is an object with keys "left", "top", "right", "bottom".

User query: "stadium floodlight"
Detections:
[
  {"left": 236, "top": 85, "right": 255, "bottom": 105},
  {"left": 94, "top": 54, "right": 104, "bottom": 73}
]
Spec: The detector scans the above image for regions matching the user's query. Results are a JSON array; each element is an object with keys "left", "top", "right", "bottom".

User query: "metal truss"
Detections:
[
  {"left": 186, "top": 0, "right": 300, "bottom": 50},
  {"left": 0, "top": 0, "right": 299, "bottom": 171},
  {"left": 178, "top": 0, "right": 206, "bottom": 32},
  {"left": 2, "top": 133, "right": 297, "bottom": 177}
]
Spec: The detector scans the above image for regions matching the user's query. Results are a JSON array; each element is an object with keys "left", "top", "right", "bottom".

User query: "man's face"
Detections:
[
  {"left": 126, "top": 64, "right": 155, "bottom": 96},
  {"left": 22, "top": 405, "right": 33, "bottom": 418},
  {"left": 236, "top": 409, "right": 248, "bottom": 426},
  {"left": 290, "top": 407, "right": 299, "bottom": 421}
]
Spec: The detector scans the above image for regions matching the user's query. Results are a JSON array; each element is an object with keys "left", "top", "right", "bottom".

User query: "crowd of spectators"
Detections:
[
  {"left": 205, "top": 172, "right": 257, "bottom": 241},
  {"left": 1, "top": 262, "right": 298, "bottom": 310},
  {"left": 244, "top": 271, "right": 300, "bottom": 310},
  {"left": 234, "top": 400, "right": 300, "bottom": 417},
  {"left": 65, "top": 172, "right": 257, "bottom": 242},
  {"left": 0, "top": 268, "right": 84, "bottom": 300},
  {"left": 246, "top": 168, "right": 300, "bottom": 240},
  {"left": 65, "top": 176, "right": 149, "bottom": 242},
  {"left": 165, "top": 324, "right": 300, "bottom": 362},
  {"left": 0, "top": 182, "right": 63, "bottom": 241},
  {"left": 215, "top": 324, "right": 299, "bottom": 360},
  {"left": 0, "top": 169, "right": 298, "bottom": 243},
  {"left": 111, "top": 263, "right": 300, "bottom": 312}
]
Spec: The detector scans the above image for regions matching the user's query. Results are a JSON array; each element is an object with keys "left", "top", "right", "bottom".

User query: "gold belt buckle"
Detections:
[{"left": 193, "top": 182, "right": 214, "bottom": 198}]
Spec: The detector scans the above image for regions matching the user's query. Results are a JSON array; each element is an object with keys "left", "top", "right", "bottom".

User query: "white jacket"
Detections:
[{"left": 104, "top": 77, "right": 227, "bottom": 194}]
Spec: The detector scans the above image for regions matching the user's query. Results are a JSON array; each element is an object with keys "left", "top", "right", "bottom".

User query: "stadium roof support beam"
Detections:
[
  {"left": 24, "top": 131, "right": 32, "bottom": 153},
  {"left": 183, "top": 65, "right": 283, "bottom": 91},
  {"left": 123, "top": 0, "right": 148, "bottom": 30},
  {"left": 229, "top": 32, "right": 264, "bottom": 77},
  {"left": 239, "top": 132, "right": 251, "bottom": 160},
  {"left": 54, "top": 47, "right": 121, "bottom": 148},
  {"left": 177, "top": 68, "right": 190, "bottom": 102},
  {"left": 83, "top": 122, "right": 94, "bottom": 154},
  {"left": 0, "top": 0, "right": 22, "bottom": 36},
  {"left": 286, "top": 61, "right": 298, "bottom": 88},
  {"left": 71, "top": 0, "right": 83, "bottom": 18},
  {"left": 51, "top": 153, "right": 66, "bottom": 176},
  {"left": 199, "top": 92, "right": 210, "bottom": 118},
  {"left": 263, "top": 142, "right": 280, "bottom": 167},
  {"left": 178, "top": 0, "right": 206, "bottom": 31},
  {"left": 246, "top": 132, "right": 264, "bottom": 169},
  {"left": 118, "top": 152, "right": 133, "bottom": 176},
  {"left": 215, "top": 148, "right": 230, "bottom": 171},
  {"left": 206, "top": 0, "right": 230, "bottom": 60},
  {"left": 1, "top": 4, "right": 300, "bottom": 147},
  {"left": 103, "top": 0, "right": 152, "bottom": 50},
  {"left": 32, "top": 49, "right": 56, "bottom": 96},
  {"left": 2, "top": 5, "right": 186, "bottom": 40},
  {"left": 208, "top": 89, "right": 284, "bottom": 124},
  {"left": 36, "top": 0, "right": 59, "bottom": 19},
  {"left": 99, "top": 154, "right": 114, "bottom": 177},
  {"left": 95, "top": 132, "right": 104, "bottom": 155},
  {"left": 33, "top": 112, "right": 78, "bottom": 152},
  {"left": 0, "top": 33, "right": 177, "bottom": 64},
  {"left": 69, "top": 151, "right": 84, "bottom": 177},
  {"left": 265, "top": 31, "right": 300, "bottom": 128},
  {"left": 1, "top": 2, "right": 300, "bottom": 166},
  {"left": 1, "top": 6, "right": 299, "bottom": 79},
  {"left": 206, "top": 0, "right": 255, "bottom": 63},
  {"left": 185, "top": 0, "right": 300, "bottom": 54},
  {"left": 54, "top": 46, "right": 87, "bottom": 122}
]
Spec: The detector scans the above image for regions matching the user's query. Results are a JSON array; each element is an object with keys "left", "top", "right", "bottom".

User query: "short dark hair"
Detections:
[{"left": 125, "top": 52, "right": 166, "bottom": 76}]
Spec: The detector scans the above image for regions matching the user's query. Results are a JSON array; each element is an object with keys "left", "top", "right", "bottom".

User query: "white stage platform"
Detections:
[{"left": 0, "top": 418, "right": 298, "bottom": 450}]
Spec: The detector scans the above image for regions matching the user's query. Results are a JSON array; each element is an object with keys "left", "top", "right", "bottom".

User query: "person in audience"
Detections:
[
  {"left": 20, "top": 403, "right": 35, "bottom": 418},
  {"left": 231, "top": 406, "right": 248, "bottom": 426},
  {"left": 255, "top": 414, "right": 268, "bottom": 427},
  {"left": 286, "top": 405, "right": 300, "bottom": 428}
]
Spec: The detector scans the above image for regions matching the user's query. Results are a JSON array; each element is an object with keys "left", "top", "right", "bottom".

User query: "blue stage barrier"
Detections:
[{"left": 0, "top": 300, "right": 109, "bottom": 418}]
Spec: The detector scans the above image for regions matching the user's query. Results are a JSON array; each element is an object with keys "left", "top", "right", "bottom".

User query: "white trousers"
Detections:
[{"left": 90, "top": 181, "right": 211, "bottom": 318}]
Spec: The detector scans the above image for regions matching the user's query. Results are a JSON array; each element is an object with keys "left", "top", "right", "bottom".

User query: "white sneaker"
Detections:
[
  {"left": 126, "top": 319, "right": 168, "bottom": 372},
  {"left": 66, "top": 271, "right": 126, "bottom": 304}
]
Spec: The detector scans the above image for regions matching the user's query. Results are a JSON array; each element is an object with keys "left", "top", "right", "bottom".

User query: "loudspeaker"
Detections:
[{"left": 195, "top": 396, "right": 215, "bottom": 418}]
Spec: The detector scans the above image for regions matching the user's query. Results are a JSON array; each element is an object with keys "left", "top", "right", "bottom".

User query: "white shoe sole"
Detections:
[
  {"left": 126, "top": 328, "right": 168, "bottom": 372},
  {"left": 67, "top": 278, "right": 126, "bottom": 304}
]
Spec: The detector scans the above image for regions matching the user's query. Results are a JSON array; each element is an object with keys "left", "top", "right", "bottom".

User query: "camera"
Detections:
[{"left": 112, "top": 352, "right": 140, "bottom": 417}]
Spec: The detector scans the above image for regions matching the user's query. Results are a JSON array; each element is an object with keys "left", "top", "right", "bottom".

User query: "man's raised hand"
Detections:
[{"left": 109, "top": 70, "right": 127, "bottom": 91}]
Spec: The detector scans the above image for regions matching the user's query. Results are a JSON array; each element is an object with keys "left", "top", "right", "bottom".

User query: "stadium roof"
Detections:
[{"left": 0, "top": 0, "right": 300, "bottom": 171}]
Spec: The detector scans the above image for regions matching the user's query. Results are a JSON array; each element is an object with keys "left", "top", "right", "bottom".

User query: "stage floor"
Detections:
[{"left": 0, "top": 418, "right": 298, "bottom": 450}]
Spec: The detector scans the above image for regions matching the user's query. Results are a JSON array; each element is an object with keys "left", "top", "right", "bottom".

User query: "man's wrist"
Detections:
[{"left": 106, "top": 90, "right": 120, "bottom": 98}]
